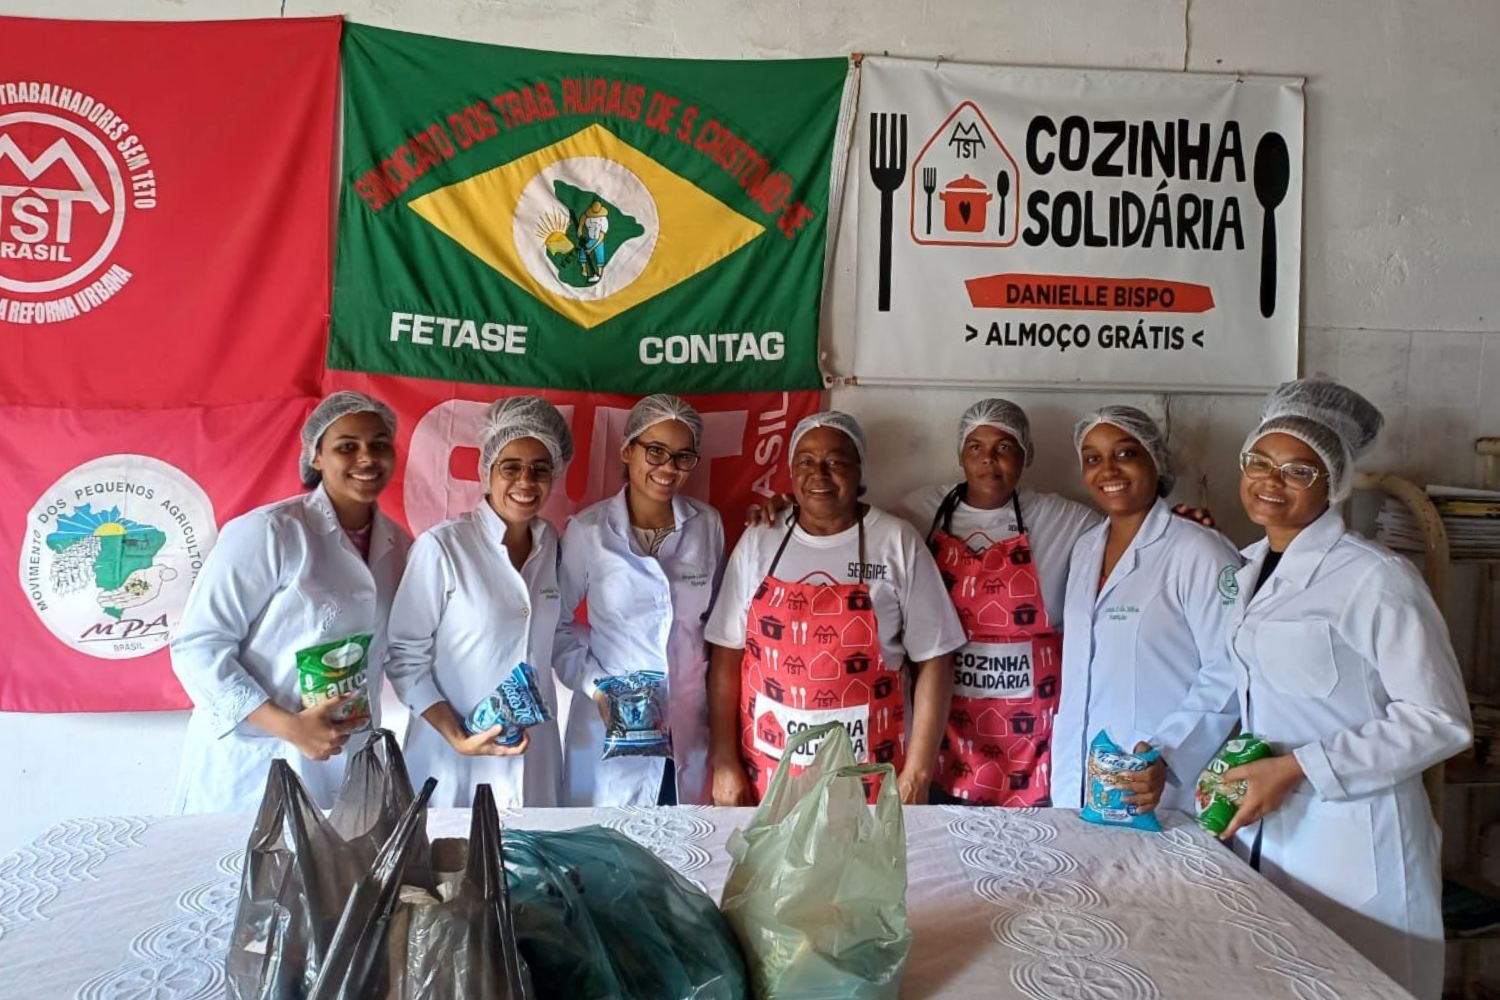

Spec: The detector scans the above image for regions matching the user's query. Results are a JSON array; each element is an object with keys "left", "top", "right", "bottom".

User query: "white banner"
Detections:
[{"left": 853, "top": 57, "right": 1303, "bottom": 393}]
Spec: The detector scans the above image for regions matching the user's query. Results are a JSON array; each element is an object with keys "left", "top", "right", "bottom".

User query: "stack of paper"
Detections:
[{"left": 1375, "top": 486, "right": 1500, "bottom": 560}]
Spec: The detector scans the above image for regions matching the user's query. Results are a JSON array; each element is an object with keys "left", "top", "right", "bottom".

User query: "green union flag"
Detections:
[{"left": 331, "top": 24, "right": 848, "bottom": 394}]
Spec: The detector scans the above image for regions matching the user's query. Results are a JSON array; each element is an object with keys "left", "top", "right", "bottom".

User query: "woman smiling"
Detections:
[
  {"left": 384, "top": 396, "right": 574, "bottom": 808},
  {"left": 171, "top": 392, "right": 411, "bottom": 813},
  {"left": 555, "top": 395, "right": 725, "bottom": 806},
  {"left": 705, "top": 411, "right": 964, "bottom": 806},
  {"left": 1159, "top": 379, "right": 1470, "bottom": 998},
  {"left": 1050, "top": 406, "right": 1240, "bottom": 814}
]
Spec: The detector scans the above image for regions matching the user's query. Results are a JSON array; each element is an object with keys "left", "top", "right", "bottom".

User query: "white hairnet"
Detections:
[
  {"left": 1243, "top": 379, "right": 1384, "bottom": 503},
  {"left": 789, "top": 411, "right": 866, "bottom": 468},
  {"left": 959, "top": 398, "right": 1033, "bottom": 467},
  {"left": 299, "top": 391, "right": 397, "bottom": 489},
  {"left": 624, "top": 394, "right": 703, "bottom": 448},
  {"left": 478, "top": 395, "right": 576, "bottom": 482},
  {"left": 1073, "top": 405, "right": 1175, "bottom": 498}
]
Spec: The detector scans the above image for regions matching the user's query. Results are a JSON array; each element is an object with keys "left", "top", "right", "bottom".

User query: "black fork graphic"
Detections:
[{"left": 868, "top": 112, "right": 907, "bottom": 312}]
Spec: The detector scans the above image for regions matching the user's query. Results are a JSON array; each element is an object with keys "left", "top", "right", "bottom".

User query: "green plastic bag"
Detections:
[
  {"left": 720, "top": 723, "right": 910, "bottom": 1000},
  {"left": 503, "top": 826, "right": 747, "bottom": 1000}
]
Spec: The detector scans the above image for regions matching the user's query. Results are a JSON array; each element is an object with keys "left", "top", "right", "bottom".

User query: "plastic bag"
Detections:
[
  {"left": 1080, "top": 730, "right": 1163, "bottom": 832},
  {"left": 306, "top": 776, "right": 437, "bottom": 1000},
  {"left": 1196, "top": 733, "right": 1274, "bottom": 835},
  {"left": 402, "top": 784, "right": 533, "bottom": 1000},
  {"left": 329, "top": 729, "right": 429, "bottom": 877},
  {"left": 226, "top": 759, "right": 366, "bottom": 1000},
  {"left": 504, "top": 825, "right": 747, "bottom": 1000},
  {"left": 596, "top": 670, "right": 671, "bottom": 759},
  {"left": 720, "top": 723, "right": 910, "bottom": 1000},
  {"left": 464, "top": 663, "right": 552, "bottom": 748}
]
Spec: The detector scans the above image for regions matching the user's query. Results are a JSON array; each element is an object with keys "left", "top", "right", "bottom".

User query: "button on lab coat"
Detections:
[
  {"left": 384, "top": 504, "right": 564, "bottom": 808},
  {"left": 1176, "top": 507, "right": 1470, "bottom": 1000},
  {"left": 1053, "top": 498, "right": 1241, "bottom": 812},
  {"left": 171, "top": 485, "right": 411, "bottom": 814},
  {"left": 555, "top": 490, "right": 724, "bottom": 806}
]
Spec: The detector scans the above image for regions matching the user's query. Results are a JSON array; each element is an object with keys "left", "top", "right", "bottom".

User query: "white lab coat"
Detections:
[
  {"left": 171, "top": 485, "right": 411, "bottom": 814},
  {"left": 555, "top": 490, "right": 725, "bottom": 806},
  {"left": 1166, "top": 507, "right": 1470, "bottom": 1000},
  {"left": 1052, "top": 498, "right": 1241, "bottom": 812},
  {"left": 384, "top": 504, "right": 564, "bottom": 809}
]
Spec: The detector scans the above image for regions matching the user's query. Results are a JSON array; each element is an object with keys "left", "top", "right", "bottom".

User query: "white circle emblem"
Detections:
[
  {"left": 512, "top": 156, "right": 658, "bottom": 301},
  {"left": 0, "top": 112, "right": 127, "bottom": 295},
  {"left": 18, "top": 455, "right": 216, "bottom": 659}
]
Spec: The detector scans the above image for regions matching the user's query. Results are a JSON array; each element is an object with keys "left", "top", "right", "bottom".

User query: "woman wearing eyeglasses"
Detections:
[
  {"left": 384, "top": 395, "right": 575, "bottom": 808},
  {"left": 555, "top": 395, "right": 725, "bottom": 806},
  {"left": 1158, "top": 379, "right": 1469, "bottom": 999}
]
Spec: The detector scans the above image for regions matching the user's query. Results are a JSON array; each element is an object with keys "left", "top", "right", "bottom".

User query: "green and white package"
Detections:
[
  {"left": 295, "top": 633, "right": 374, "bottom": 729},
  {"left": 1195, "top": 733, "right": 1274, "bottom": 835}
]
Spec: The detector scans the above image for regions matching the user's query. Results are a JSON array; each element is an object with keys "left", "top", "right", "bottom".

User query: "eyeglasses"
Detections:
[
  {"left": 1240, "top": 451, "right": 1322, "bottom": 491},
  {"left": 493, "top": 459, "right": 555, "bottom": 482},
  {"left": 636, "top": 441, "right": 701, "bottom": 472}
]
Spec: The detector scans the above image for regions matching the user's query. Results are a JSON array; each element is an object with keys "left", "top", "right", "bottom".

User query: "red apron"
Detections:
[
  {"left": 928, "top": 490, "right": 1062, "bottom": 806},
  {"left": 740, "top": 512, "right": 903, "bottom": 804}
]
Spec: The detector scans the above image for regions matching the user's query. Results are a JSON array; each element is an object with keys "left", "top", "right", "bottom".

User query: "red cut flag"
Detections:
[
  {"left": 0, "top": 398, "right": 313, "bottom": 712},
  {"left": 0, "top": 17, "right": 340, "bottom": 407},
  {"left": 323, "top": 372, "right": 816, "bottom": 549}
]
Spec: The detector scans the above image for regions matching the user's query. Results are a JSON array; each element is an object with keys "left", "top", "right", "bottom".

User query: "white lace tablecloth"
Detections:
[{"left": 0, "top": 806, "right": 1410, "bottom": 1000}]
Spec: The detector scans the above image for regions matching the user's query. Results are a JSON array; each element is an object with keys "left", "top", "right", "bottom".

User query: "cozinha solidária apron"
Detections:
[
  {"left": 740, "top": 510, "right": 903, "bottom": 804},
  {"left": 928, "top": 487, "right": 1062, "bottom": 806}
]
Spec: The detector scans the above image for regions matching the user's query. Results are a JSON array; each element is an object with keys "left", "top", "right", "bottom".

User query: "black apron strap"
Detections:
[
  {"left": 770, "top": 507, "right": 868, "bottom": 580},
  {"left": 765, "top": 508, "right": 799, "bottom": 578},
  {"left": 927, "top": 483, "right": 967, "bottom": 553}
]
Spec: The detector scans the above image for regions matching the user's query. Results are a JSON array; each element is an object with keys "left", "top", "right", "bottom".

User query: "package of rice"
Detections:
[
  {"left": 1080, "top": 730, "right": 1162, "bottom": 832},
  {"left": 1195, "top": 734, "right": 1274, "bottom": 835},
  {"left": 296, "top": 633, "right": 374, "bottom": 729}
]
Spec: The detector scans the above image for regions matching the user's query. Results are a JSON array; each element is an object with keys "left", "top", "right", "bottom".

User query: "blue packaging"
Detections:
[
  {"left": 1080, "top": 730, "right": 1162, "bottom": 832},
  {"left": 464, "top": 662, "right": 552, "bottom": 746},
  {"left": 596, "top": 670, "right": 671, "bottom": 759}
]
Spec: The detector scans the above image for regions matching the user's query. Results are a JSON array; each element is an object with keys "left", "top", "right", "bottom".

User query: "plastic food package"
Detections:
[
  {"left": 226, "top": 759, "right": 366, "bottom": 1000},
  {"left": 464, "top": 663, "right": 552, "bottom": 747},
  {"left": 1080, "top": 730, "right": 1163, "bottom": 833},
  {"left": 720, "top": 723, "right": 910, "bottom": 1000},
  {"left": 1196, "top": 734, "right": 1275, "bottom": 835},
  {"left": 296, "top": 632, "right": 374, "bottom": 728},
  {"left": 503, "top": 825, "right": 747, "bottom": 1000},
  {"left": 596, "top": 670, "right": 671, "bottom": 759}
]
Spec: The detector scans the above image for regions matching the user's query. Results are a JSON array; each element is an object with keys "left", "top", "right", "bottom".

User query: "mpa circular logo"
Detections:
[
  {"left": 0, "top": 81, "right": 157, "bottom": 324},
  {"left": 513, "top": 155, "right": 659, "bottom": 301},
  {"left": 19, "top": 456, "right": 216, "bottom": 660}
]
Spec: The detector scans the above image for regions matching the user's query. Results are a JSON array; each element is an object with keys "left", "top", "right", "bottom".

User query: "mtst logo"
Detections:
[{"left": 0, "top": 112, "right": 125, "bottom": 295}]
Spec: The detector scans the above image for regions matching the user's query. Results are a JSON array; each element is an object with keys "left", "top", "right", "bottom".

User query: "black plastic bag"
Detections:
[
  {"left": 329, "top": 728, "right": 430, "bottom": 884},
  {"left": 402, "top": 784, "right": 532, "bottom": 1000},
  {"left": 505, "top": 826, "right": 748, "bottom": 1000},
  {"left": 305, "top": 776, "right": 437, "bottom": 1000},
  {"left": 226, "top": 759, "right": 364, "bottom": 1000}
]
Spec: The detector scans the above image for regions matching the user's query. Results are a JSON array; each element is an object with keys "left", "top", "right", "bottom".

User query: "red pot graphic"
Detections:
[{"left": 939, "top": 174, "right": 992, "bottom": 233}]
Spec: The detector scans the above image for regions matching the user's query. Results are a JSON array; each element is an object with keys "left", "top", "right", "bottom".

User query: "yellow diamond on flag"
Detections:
[{"left": 408, "top": 123, "right": 766, "bottom": 329}]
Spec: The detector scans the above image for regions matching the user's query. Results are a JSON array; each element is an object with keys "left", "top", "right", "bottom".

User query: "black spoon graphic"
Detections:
[
  {"left": 997, "top": 171, "right": 1010, "bottom": 236},
  {"left": 1253, "top": 132, "right": 1290, "bottom": 319}
]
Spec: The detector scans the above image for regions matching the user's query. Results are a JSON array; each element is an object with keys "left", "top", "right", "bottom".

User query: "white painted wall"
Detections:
[{"left": 3, "top": 0, "right": 1497, "bottom": 862}]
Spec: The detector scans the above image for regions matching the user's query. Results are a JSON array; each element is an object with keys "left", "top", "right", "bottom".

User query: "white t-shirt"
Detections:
[
  {"left": 898, "top": 485, "right": 1101, "bottom": 630},
  {"left": 705, "top": 505, "right": 965, "bottom": 668}
]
